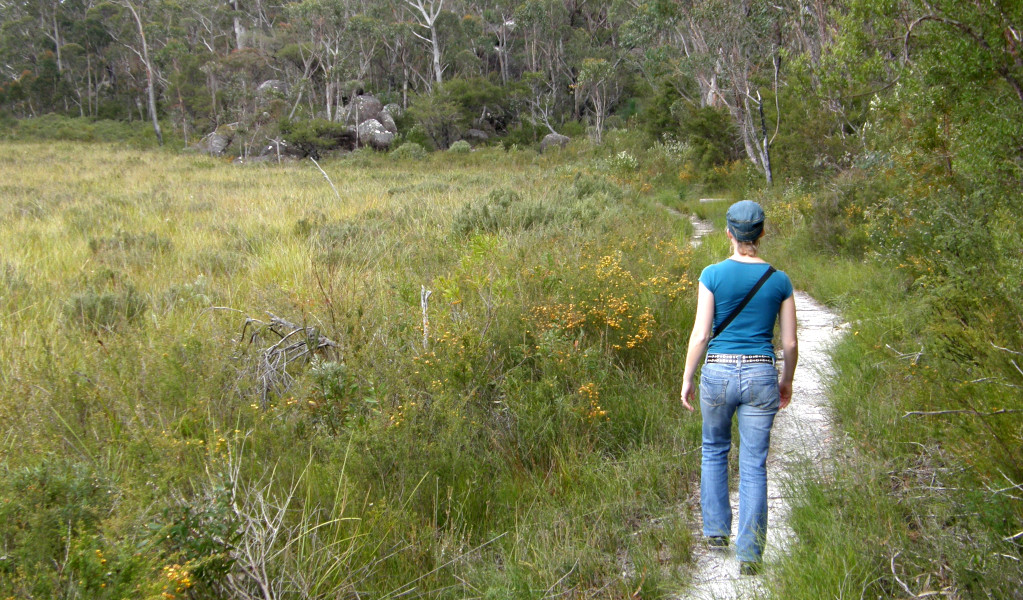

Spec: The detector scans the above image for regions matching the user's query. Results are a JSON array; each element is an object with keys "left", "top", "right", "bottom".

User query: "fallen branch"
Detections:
[
  {"left": 890, "top": 552, "right": 916, "bottom": 598},
  {"left": 902, "top": 408, "right": 1021, "bottom": 418},
  {"left": 886, "top": 343, "right": 924, "bottom": 365},
  {"left": 240, "top": 312, "right": 341, "bottom": 406},
  {"left": 309, "top": 157, "right": 341, "bottom": 202},
  {"left": 959, "top": 377, "right": 1022, "bottom": 389},
  {"left": 990, "top": 342, "right": 1023, "bottom": 356}
]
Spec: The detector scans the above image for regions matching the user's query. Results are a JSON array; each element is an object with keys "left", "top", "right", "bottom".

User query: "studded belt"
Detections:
[{"left": 705, "top": 354, "right": 775, "bottom": 365}]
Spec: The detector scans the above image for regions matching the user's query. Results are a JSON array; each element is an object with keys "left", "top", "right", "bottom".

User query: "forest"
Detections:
[{"left": 1, "top": 0, "right": 1021, "bottom": 598}]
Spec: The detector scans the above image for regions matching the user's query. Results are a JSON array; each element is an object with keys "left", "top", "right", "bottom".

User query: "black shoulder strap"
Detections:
[{"left": 712, "top": 266, "right": 776, "bottom": 339}]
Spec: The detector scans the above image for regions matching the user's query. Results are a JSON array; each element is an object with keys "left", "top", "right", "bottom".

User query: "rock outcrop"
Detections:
[
  {"left": 194, "top": 129, "right": 233, "bottom": 156},
  {"left": 539, "top": 133, "right": 570, "bottom": 152},
  {"left": 464, "top": 129, "right": 490, "bottom": 145},
  {"left": 357, "top": 119, "right": 395, "bottom": 150}
]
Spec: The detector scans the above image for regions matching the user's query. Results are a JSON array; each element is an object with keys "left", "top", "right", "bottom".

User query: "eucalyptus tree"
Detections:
[
  {"left": 513, "top": 0, "right": 573, "bottom": 121},
  {"left": 576, "top": 56, "right": 620, "bottom": 143},
  {"left": 90, "top": 0, "right": 166, "bottom": 143},
  {"left": 286, "top": 0, "right": 358, "bottom": 121},
  {"left": 380, "top": 18, "right": 421, "bottom": 107},
  {"left": 404, "top": 0, "right": 446, "bottom": 87},
  {"left": 662, "top": 0, "right": 782, "bottom": 183},
  {"left": 470, "top": 0, "right": 517, "bottom": 83}
]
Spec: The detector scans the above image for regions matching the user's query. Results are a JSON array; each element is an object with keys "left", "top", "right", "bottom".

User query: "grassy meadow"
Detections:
[{"left": 0, "top": 141, "right": 708, "bottom": 598}]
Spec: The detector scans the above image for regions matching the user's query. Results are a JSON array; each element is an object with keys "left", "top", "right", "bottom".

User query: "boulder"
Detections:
[
  {"left": 464, "top": 129, "right": 490, "bottom": 145},
  {"left": 346, "top": 94, "right": 384, "bottom": 125},
  {"left": 195, "top": 130, "right": 232, "bottom": 156},
  {"left": 540, "top": 133, "right": 570, "bottom": 152},
  {"left": 378, "top": 109, "right": 398, "bottom": 134},
  {"left": 384, "top": 103, "right": 404, "bottom": 119},
  {"left": 357, "top": 119, "right": 395, "bottom": 150}
]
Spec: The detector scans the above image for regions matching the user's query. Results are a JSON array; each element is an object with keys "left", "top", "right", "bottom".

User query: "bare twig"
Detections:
[
  {"left": 890, "top": 552, "right": 916, "bottom": 598},
  {"left": 886, "top": 343, "right": 924, "bottom": 364},
  {"left": 987, "top": 469, "right": 1023, "bottom": 496},
  {"left": 991, "top": 342, "right": 1023, "bottom": 356},
  {"left": 958, "top": 377, "right": 1022, "bottom": 389},
  {"left": 542, "top": 559, "right": 578, "bottom": 598},
  {"left": 420, "top": 285, "right": 432, "bottom": 350},
  {"left": 903, "top": 408, "right": 1021, "bottom": 418},
  {"left": 237, "top": 312, "right": 342, "bottom": 406},
  {"left": 309, "top": 157, "right": 342, "bottom": 202}
]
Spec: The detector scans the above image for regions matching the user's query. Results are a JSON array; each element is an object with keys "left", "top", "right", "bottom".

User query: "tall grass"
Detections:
[
  {"left": 0, "top": 141, "right": 703, "bottom": 598},
  {"left": 748, "top": 184, "right": 1023, "bottom": 599}
]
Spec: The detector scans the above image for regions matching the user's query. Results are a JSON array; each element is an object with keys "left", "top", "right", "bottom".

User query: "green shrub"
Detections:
[
  {"left": 448, "top": 140, "right": 471, "bottom": 154},
  {"left": 608, "top": 150, "right": 639, "bottom": 173},
  {"left": 670, "top": 102, "right": 743, "bottom": 172},
  {"left": 0, "top": 461, "right": 115, "bottom": 596},
  {"left": 65, "top": 285, "right": 148, "bottom": 329},
  {"left": 279, "top": 118, "right": 355, "bottom": 158},
  {"left": 451, "top": 180, "right": 618, "bottom": 237},
  {"left": 390, "top": 141, "right": 427, "bottom": 161},
  {"left": 452, "top": 188, "right": 524, "bottom": 235}
]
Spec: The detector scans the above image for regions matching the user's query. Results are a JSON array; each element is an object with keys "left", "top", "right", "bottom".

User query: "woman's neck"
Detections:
[{"left": 729, "top": 251, "right": 766, "bottom": 263}]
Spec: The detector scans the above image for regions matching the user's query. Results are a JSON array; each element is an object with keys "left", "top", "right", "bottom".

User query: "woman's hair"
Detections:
[{"left": 735, "top": 238, "right": 760, "bottom": 257}]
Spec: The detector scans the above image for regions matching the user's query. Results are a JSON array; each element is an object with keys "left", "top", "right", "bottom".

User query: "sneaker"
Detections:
[
  {"left": 739, "top": 561, "right": 762, "bottom": 576},
  {"left": 707, "top": 536, "right": 729, "bottom": 548}
]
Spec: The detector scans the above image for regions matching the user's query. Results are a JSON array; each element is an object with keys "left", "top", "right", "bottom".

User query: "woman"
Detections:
[{"left": 679, "top": 200, "right": 798, "bottom": 575}]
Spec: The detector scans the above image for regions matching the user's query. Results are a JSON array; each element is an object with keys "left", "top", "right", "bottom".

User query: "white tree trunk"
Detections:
[{"left": 124, "top": 1, "right": 163, "bottom": 145}]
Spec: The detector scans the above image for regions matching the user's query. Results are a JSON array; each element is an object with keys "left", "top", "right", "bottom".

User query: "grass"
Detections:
[
  {"left": 744, "top": 184, "right": 1023, "bottom": 599},
  {"left": 5, "top": 130, "right": 1018, "bottom": 598},
  {"left": 0, "top": 140, "right": 704, "bottom": 598}
]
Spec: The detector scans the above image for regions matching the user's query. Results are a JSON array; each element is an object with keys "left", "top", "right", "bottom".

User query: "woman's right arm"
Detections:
[
  {"left": 778, "top": 294, "right": 798, "bottom": 409},
  {"left": 680, "top": 282, "right": 715, "bottom": 411}
]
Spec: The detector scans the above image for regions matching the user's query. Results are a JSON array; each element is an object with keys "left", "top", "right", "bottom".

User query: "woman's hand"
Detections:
[
  {"left": 779, "top": 378, "right": 792, "bottom": 409},
  {"left": 680, "top": 379, "right": 696, "bottom": 412}
]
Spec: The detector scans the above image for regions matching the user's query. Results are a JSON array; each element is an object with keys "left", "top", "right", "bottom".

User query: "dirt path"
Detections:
[{"left": 676, "top": 214, "right": 846, "bottom": 599}]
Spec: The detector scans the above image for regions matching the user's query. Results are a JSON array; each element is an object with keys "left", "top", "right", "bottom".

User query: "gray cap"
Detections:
[{"left": 726, "top": 200, "right": 765, "bottom": 242}]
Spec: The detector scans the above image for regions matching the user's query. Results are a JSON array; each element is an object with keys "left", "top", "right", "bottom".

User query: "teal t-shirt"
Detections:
[{"left": 698, "top": 259, "right": 794, "bottom": 356}]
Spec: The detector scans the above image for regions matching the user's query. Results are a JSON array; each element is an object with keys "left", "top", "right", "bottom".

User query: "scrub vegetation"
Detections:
[
  {"left": 2, "top": 0, "right": 1022, "bottom": 597},
  {"left": 0, "top": 140, "right": 708, "bottom": 598}
]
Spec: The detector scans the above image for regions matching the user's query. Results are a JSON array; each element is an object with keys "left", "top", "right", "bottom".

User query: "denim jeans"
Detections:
[{"left": 699, "top": 360, "right": 780, "bottom": 562}]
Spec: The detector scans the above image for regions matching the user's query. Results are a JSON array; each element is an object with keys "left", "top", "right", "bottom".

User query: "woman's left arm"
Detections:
[
  {"left": 778, "top": 294, "right": 798, "bottom": 409},
  {"left": 680, "top": 282, "right": 715, "bottom": 411}
]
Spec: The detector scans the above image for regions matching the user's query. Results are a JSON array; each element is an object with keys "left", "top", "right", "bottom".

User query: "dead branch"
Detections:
[
  {"left": 309, "top": 157, "right": 341, "bottom": 202},
  {"left": 886, "top": 343, "right": 924, "bottom": 364},
  {"left": 420, "top": 285, "right": 432, "bottom": 350},
  {"left": 890, "top": 552, "right": 916, "bottom": 598},
  {"left": 987, "top": 469, "right": 1023, "bottom": 498},
  {"left": 957, "top": 377, "right": 1022, "bottom": 389},
  {"left": 241, "top": 312, "right": 341, "bottom": 406},
  {"left": 991, "top": 342, "right": 1023, "bottom": 356},
  {"left": 902, "top": 408, "right": 1021, "bottom": 418}
]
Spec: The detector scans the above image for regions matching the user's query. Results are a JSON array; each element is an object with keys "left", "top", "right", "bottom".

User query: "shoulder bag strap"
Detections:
[{"left": 712, "top": 266, "right": 776, "bottom": 339}]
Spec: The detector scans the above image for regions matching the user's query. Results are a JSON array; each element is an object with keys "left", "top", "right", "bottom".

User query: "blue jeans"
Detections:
[{"left": 699, "top": 361, "right": 780, "bottom": 562}]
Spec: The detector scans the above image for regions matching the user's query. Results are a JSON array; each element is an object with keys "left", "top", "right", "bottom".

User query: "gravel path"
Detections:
[{"left": 677, "top": 214, "right": 846, "bottom": 599}]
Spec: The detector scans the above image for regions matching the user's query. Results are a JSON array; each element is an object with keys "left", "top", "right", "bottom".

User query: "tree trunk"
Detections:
[
  {"left": 758, "top": 98, "right": 773, "bottom": 186},
  {"left": 52, "top": 12, "right": 63, "bottom": 73},
  {"left": 430, "top": 23, "right": 443, "bottom": 84},
  {"left": 125, "top": 1, "right": 163, "bottom": 145},
  {"left": 232, "top": 0, "right": 246, "bottom": 50}
]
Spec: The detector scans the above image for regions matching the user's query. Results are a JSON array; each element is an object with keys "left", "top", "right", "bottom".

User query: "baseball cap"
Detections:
[{"left": 725, "top": 200, "right": 766, "bottom": 242}]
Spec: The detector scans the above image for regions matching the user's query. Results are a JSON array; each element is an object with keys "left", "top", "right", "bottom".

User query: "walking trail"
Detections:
[{"left": 677, "top": 212, "right": 846, "bottom": 599}]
